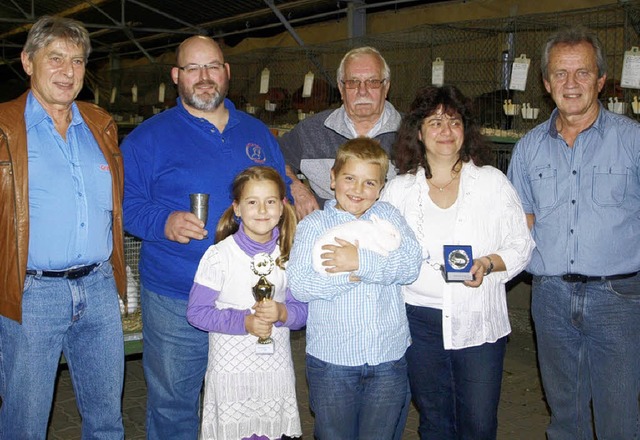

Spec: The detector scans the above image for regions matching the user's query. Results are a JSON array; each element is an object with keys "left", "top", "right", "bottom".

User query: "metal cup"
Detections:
[{"left": 189, "top": 193, "right": 209, "bottom": 224}]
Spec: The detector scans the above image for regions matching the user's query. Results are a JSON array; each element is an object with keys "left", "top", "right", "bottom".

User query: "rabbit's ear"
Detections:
[{"left": 370, "top": 214, "right": 379, "bottom": 223}]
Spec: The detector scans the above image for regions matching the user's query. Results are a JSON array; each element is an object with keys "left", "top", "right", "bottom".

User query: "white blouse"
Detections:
[{"left": 381, "top": 162, "right": 535, "bottom": 349}]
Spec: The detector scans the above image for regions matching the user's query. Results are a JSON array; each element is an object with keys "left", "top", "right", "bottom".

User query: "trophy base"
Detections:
[
  {"left": 443, "top": 271, "right": 474, "bottom": 282},
  {"left": 255, "top": 341, "right": 275, "bottom": 355}
]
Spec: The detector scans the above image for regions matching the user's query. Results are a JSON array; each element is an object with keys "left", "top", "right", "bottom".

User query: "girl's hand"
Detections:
[
  {"left": 245, "top": 314, "right": 273, "bottom": 339},
  {"left": 254, "top": 299, "right": 287, "bottom": 324}
]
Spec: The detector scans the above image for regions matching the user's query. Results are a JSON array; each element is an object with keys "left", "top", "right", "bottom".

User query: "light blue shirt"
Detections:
[
  {"left": 288, "top": 200, "right": 422, "bottom": 366},
  {"left": 26, "top": 92, "right": 113, "bottom": 270},
  {"left": 508, "top": 105, "right": 640, "bottom": 276}
]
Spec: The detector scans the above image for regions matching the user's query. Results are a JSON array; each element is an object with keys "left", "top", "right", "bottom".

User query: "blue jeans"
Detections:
[
  {"left": 305, "top": 354, "right": 409, "bottom": 440},
  {"left": 532, "top": 275, "right": 640, "bottom": 440},
  {"left": 393, "top": 381, "right": 412, "bottom": 440},
  {"left": 141, "top": 285, "right": 209, "bottom": 440},
  {"left": 0, "top": 263, "right": 124, "bottom": 440},
  {"left": 405, "top": 304, "right": 506, "bottom": 440}
]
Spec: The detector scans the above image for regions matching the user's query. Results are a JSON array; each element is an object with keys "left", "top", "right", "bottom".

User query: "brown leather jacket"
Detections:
[{"left": 0, "top": 91, "right": 126, "bottom": 323}]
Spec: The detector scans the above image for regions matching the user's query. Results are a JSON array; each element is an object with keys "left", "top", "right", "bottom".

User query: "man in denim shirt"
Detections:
[
  {"left": 0, "top": 16, "right": 126, "bottom": 439},
  {"left": 508, "top": 27, "right": 640, "bottom": 439}
]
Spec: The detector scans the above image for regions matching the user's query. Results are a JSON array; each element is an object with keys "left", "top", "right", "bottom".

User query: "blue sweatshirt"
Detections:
[{"left": 122, "top": 98, "right": 290, "bottom": 300}]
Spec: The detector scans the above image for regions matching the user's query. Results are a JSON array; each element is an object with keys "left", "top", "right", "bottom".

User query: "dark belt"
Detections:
[
  {"left": 26, "top": 263, "right": 100, "bottom": 280},
  {"left": 561, "top": 271, "right": 638, "bottom": 283}
]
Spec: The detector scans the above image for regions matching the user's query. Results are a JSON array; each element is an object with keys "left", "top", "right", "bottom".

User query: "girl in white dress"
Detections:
[{"left": 187, "top": 166, "right": 306, "bottom": 440}]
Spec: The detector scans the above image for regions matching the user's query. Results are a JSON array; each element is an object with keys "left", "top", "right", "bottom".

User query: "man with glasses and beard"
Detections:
[{"left": 121, "top": 35, "right": 290, "bottom": 439}]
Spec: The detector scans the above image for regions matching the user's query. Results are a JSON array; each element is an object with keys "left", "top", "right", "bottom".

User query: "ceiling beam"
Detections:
[
  {"left": 0, "top": 0, "right": 111, "bottom": 38},
  {"left": 264, "top": 0, "right": 305, "bottom": 46},
  {"left": 126, "top": 0, "right": 206, "bottom": 34}
]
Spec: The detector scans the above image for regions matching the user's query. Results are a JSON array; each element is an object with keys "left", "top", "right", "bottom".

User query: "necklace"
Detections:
[
  {"left": 417, "top": 181, "right": 443, "bottom": 272},
  {"left": 427, "top": 173, "right": 458, "bottom": 192}
]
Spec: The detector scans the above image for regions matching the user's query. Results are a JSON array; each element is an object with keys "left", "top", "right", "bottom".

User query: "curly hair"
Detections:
[{"left": 392, "top": 85, "right": 494, "bottom": 178}]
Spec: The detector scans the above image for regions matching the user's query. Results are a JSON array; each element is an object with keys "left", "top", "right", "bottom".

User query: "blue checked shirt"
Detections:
[
  {"left": 508, "top": 105, "right": 640, "bottom": 276},
  {"left": 288, "top": 200, "right": 422, "bottom": 366}
]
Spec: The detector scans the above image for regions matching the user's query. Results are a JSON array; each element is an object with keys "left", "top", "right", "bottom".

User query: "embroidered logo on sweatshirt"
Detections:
[{"left": 245, "top": 143, "right": 266, "bottom": 163}]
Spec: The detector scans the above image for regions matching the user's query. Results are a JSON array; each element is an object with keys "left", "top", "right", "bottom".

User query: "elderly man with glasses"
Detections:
[
  {"left": 279, "top": 46, "right": 401, "bottom": 219},
  {"left": 279, "top": 45, "right": 410, "bottom": 440}
]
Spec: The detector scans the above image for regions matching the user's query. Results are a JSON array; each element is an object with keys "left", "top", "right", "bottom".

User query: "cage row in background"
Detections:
[{"left": 99, "top": 2, "right": 640, "bottom": 139}]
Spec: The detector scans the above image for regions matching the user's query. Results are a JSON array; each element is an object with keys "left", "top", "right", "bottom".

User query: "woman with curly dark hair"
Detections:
[{"left": 381, "top": 85, "right": 534, "bottom": 439}]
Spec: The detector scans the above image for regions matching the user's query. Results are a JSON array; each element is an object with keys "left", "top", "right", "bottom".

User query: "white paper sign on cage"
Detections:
[
  {"left": 621, "top": 46, "right": 640, "bottom": 89},
  {"left": 432, "top": 57, "right": 445, "bottom": 86},
  {"left": 302, "top": 71, "right": 315, "bottom": 98},
  {"left": 260, "top": 68, "right": 270, "bottom": 94},
  {"left": 509, "top": 54, "right": 530, "bottom": 91},
  {"left": 158, "top": 83, "right": 165, "bottom": 103}
]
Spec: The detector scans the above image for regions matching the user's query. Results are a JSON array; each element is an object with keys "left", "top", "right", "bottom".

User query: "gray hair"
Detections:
[
  {"left": 23, "top": 15, "right": 91, "bottom": 61},
  {"left": 336, "top": 46, "right": 390, "bottom": 83},
  {"left": 541, "top": 26, "right": 606, "bottom": 81}
]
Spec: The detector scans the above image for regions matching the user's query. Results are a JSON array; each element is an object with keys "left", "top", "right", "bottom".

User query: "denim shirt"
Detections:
[
  {"left": 25, "top": 92, "right": 113, "bottom": 270},
  {"left": 508, "top": 104, "right": 640, "bottom": 276}
]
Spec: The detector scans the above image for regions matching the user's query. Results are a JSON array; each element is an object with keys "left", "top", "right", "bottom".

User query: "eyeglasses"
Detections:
[
  {"left": 340, "top": 78, "right": 387, "bottom": 90},
  {"left": 424, "top": 116, "right": 464, "bottom": 130},
  {"left": 177, "top": 62, "right": 225, "bottom": 75}
]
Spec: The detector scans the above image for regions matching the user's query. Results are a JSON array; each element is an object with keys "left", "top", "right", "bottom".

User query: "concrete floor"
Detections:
[
  {"left": 48, "top": 310, "right": 549, "bottom": 439},
  {"left": 47, "top": 277, "right": 549, "bottom": 439}
]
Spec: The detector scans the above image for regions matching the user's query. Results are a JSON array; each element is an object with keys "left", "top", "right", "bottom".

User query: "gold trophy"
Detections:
[
  {"left": 252, "top": 275, "right": 275, "bottom": 343},
  {"left": 251, "top": 253, "right": 276, "bottom": 355}
]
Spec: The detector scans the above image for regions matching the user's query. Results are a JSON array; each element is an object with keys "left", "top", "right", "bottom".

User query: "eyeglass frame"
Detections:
[
  {"left": 340, "top": 78, "right": 388, "bottom": 90},
  {"left": 176, "top": 62, "right": 226, "bottom": 75},
  {"left": 423, "top": 115, "right": 464, "bottom": 131}
]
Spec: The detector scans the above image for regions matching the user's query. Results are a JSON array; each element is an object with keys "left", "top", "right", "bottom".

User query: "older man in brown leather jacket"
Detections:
[{"left": 0, "top": 16, "right": 126, "bottom": 439}]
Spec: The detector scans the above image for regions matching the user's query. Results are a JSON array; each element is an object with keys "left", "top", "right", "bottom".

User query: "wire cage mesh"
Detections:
[
  {"left": 222, "top": 1, "right": 640, "bottom": 172},
  {"left": 124, "top": 234, "right": 142, "bottom": 295},
  {"left": 112, "top": 2, "right": 640, "bottom": 308},
  {"left": 101, "top": 3, "right": 640, "bottom": 144}
]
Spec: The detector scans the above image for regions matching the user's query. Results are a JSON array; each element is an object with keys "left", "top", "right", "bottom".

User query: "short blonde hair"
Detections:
[{"left": 332, "top": 137, "right": 389, "bottom": 183}]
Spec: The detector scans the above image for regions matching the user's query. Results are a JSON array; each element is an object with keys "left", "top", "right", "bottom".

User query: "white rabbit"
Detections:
[{"left": 312, "top": 214, "right": 401, "bottom": 275}]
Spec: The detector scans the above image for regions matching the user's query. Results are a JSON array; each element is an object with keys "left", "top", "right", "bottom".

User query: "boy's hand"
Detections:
[
  {"left": 321, "top": 238, "right": 359, "bottom": 274},
  {"left": 253, "top": 299, "right": 287, "bottom": 324},
  {"left": 245, "top": 313, "right": 273, "bottom": 339}
]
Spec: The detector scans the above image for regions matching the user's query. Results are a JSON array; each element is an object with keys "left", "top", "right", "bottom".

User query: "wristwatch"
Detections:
[{"left": 484, "top": 256, "right": 494, "bottom": 276}]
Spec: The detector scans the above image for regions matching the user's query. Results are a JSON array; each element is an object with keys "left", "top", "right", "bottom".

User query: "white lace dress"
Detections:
[{"left": 195, "top": 237, "right": 302, "bottom": 440}]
